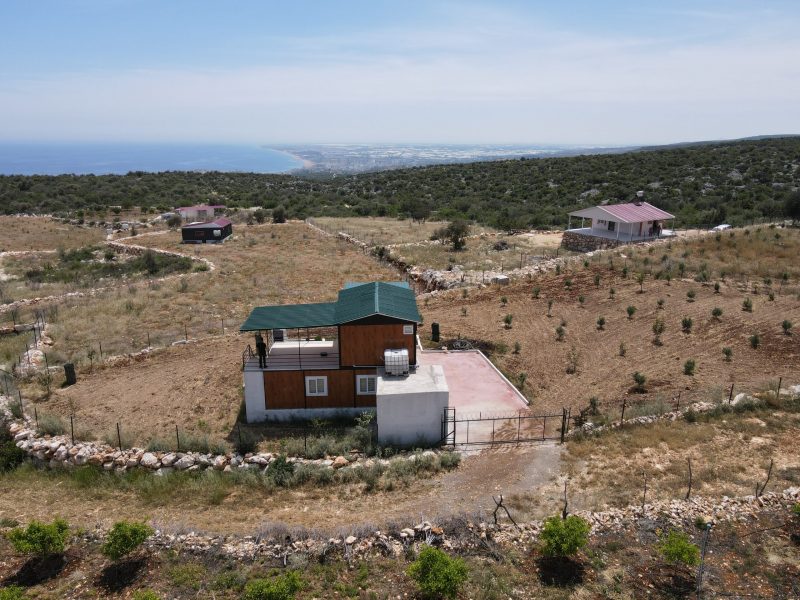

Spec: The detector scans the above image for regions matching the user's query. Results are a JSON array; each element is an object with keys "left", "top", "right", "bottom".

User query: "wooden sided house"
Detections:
[
  {"left": 240, "top": 282, "right": 452, "bottom": 444},
  {"left": 181, "top": 217, "right": 233, "bottom": 243}
]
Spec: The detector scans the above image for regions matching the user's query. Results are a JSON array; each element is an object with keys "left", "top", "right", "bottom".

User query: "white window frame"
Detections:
[
  {"left": 305, "top": 376, "right": 328, "bottom": 396},
  {"left": 402, "top": 324, "right": 414, "bottom": 335},
  {"left": 356, "top": 375, "right": 377, "bottom": 395}
]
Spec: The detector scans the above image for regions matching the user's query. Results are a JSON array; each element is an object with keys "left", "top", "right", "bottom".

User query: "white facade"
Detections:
[{"left": 376, "top": 365, "right": 449, "bottom": 446}]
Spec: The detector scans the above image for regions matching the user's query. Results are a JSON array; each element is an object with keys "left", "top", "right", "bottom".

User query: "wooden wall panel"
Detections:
[
  {"left": 340, "top": 323, "right": 416, "bottom": 367},
  {"left": 354, "top": 368, "right": 377, "bottom": 407},
  {"left": 304, "top": 370, "right": 354, "bottom": 409},
  {"left": 264, "top": 370, "right": 305, "bottom": 409}
]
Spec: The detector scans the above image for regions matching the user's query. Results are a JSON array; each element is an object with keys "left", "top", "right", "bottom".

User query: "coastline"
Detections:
[{"left": 270, "top": 148, "right": 315, "bottom": 171}]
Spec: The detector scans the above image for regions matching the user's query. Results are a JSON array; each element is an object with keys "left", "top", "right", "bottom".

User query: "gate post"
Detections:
[{"left": 560, "top": 408, "right": 567, "bottom": 444}]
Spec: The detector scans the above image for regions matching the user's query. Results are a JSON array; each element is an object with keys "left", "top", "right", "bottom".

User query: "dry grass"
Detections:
[
  {"left": 0, "top": 216, "right": 105, "bottom": 251},
  {"left": 562, "top": 402, "right": 800, "bottom": 510},
  {"left": 32, "top": 222, "right": 399, "bottom": 363},
  {"left": 391, "top": 231, "right": 568, "bottom": 272},
  {"left": 312, "top": 216, "right": 497, "bottom": 245}
]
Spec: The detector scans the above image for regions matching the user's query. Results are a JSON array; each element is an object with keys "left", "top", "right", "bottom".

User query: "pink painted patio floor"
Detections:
[{"left": 419, "top": 350, "right": 528, "bottom": 418}]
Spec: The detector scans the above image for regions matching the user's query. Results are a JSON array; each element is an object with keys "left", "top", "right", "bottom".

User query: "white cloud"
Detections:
[{"left": 1, "top": 5, "right": 799, "bottom": 143}]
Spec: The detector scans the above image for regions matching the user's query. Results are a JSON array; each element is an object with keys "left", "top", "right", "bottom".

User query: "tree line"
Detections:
[{"left": 1, "top": 137, "right": 799, "bottom": 229}]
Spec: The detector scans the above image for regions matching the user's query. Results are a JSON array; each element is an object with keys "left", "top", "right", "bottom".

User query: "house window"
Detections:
[
  {"left": 607, "top": 221, "right": 616, "bottom": 232},
  {"left": 402, "top": 324, "right": 413, "bottom": 335},
  {"left": 356, "top": 375, "right": 377, "bottom": 395},
  {"left": 305, "top": 376, "right": 328, "bottom": 396}
]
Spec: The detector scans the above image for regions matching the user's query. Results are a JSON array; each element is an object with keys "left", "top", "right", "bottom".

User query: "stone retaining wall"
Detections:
[
  {"left": 0, "top": 395, "right": 446, "bottom": 478},
  {"left": 560, "top": 230, "right": 624, "bottom": 252}
]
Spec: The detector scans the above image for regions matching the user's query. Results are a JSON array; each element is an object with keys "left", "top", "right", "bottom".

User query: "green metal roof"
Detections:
[
  {"left": 239, "top": 302, "right": 337, "bottom": 331},
  {"left": 335, "top": 281, "right": 421, "bottom": 324},
  {"left": 239, "top": 282, "right": 421, "bottom": 331}
]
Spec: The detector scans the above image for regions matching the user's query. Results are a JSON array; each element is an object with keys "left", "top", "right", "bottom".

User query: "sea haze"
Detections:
[{"left": 0, "top": 143, "right": 304, "bottom": 175}]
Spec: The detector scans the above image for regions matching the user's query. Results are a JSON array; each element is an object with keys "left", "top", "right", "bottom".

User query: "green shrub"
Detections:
[
  {"left": 266, "top": 455, "right": 294, "bottom": 487},
  {"left": 503, "top": 314, "right": 513, "bottom": 328},
  {"left": 626, "top": 305, "right": 636, "bottom": 319},
  {"left": 657, "top": 298, "right": 665, "bottom": 309},
  {"left": 683, "top": 359, "right": 696, "bottom": 376},
  {"left": 682, "top": 317, "right": 693, "bottom": 333},
  {"left": 782, "top": 320, "right": 793, "bottom": 335},
  {"left": 632, "top": 372, "right": 646, "bottom": 392},
  {"left": 0, "top": 587, "right": 25, "bottom": 600},
  {"left": 242, "top": 571, "right": 303, "bottom": 600},
  {"left": 102, "top": 521, "right": 153, "bottom": 561},
  {"left": 711, "top": 307, "right": 722, "bottom": 319},
  {"left": 555, "top": 326, "right": 565, "bottom": 341},
  {"left": 722, "top": 347, "right": 732, "bottom": 361},
  {"left": 749, "top": 333, "right": 760, "bottom": 349},
  {"left": 131, "top": 591, "right": 160, "bottom": 600},
  {"left": 0, "top": 441, "right": 26, "bottom": 472},
  {"left": 539, "top": 515, "right": 590, "bottom": 558},
  {"left": 657, "top": 530, "right": 700, "bottom": 566},
  {"left": 439, "top": 451, "right": 461, "bottom": 470},
  {"left": 7, "top": 518, "right": 70, "bottom": 556},
  {"left": 742, "top": 297, "right": 753, "bottom": 312},
  {"left": 407, "top": 546, "right": 468, "bottom": 600},
  {"left": 686, "top": 290, "right": 696, "bottom": 302},
  {"left": 234, "top": 429, "right": 258, "bottom": 454},
  {"left": 596, "top": 316, "right": 606, "bottom": 330},
  {"left": 792, "top": 503, "right": 800, "bottom": 516}
]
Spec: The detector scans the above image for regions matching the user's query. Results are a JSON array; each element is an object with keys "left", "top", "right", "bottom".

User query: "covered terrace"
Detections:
[{"left": 240, "top": 301, "right": 340, "bottom": 371}]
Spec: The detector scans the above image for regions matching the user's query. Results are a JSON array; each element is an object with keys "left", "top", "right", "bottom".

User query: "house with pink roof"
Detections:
[{"left": 562, "top": 193, "right": 675, "bottom": 251}]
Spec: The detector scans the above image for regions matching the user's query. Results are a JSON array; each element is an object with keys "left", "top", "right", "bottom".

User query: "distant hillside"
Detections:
[{"left": 1, "top": 136, "right": 798, "bottom": 228}]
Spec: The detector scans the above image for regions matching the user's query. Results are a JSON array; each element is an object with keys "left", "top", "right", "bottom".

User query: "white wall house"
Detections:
[{"left": 566, "top": 201, "right": 675, "bottom": 244}]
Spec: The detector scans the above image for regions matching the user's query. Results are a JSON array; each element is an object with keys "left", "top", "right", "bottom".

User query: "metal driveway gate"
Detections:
[{"left": 442, "top": 407, "right": 568, "bottom": 447}]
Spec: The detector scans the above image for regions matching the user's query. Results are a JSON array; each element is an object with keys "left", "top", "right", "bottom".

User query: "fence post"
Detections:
[
  {"left": 776, "top": 377, "right": 782, "bottom": 400},
  {"left": 99, "top": 341, "right": 103, "bottom": 359},
  {"left": 34, "top": 406, "right": 39, "bottom": 429},
  {"left": 221, "top": 318, "right": 225, "bottom": 335},
  {"left": 620, "top": 398, "right": 627, "bottom": 427},
  {"left": 184, "top": 324, "right": 188, "bottom": 342},
  {"left": 176, "top": 424, "right": 180, "bottom": 452},
  {"left": 116, "top": 422, "right": 122, "bottom": 450},
  {"left": 728, "top": 383, "right": 734, "bottom": 404},
  {"left": 70, "top": 415, "right": 75, "bottom": 445},
  {"left": 17, "top": 390, "right": 23, "bottom": 415},
  {"left": 147, "top": 332, "right": 151, "bottom": 348},
  {"left": 560, "top": 409, "right": 566, "bottom": 443}
]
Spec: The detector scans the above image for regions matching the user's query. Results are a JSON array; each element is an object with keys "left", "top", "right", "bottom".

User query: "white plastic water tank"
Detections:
[{"left": 384, "top": 348, "right": 409, "bottom": 376}]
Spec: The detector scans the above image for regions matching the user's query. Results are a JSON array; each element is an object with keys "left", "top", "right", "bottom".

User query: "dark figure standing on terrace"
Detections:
[{"left": 255, "top": 333, "right": 267, "bottom": 368}]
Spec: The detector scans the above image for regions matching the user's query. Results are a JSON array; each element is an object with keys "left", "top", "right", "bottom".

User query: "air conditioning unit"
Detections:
[{"left": 384, "top": 348, "right": 409, "bottom": 376}]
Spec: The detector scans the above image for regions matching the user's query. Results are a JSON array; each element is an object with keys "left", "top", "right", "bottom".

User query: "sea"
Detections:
[{"left": 0, "top": 143, "right": 304, "bottom": 176}]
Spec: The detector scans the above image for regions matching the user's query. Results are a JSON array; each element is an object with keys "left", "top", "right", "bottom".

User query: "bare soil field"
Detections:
[
  {"left": 0, "top": 216, "right": 105, "bottom": 251},
  {"left": 311, "top": 216, "right": 497, "bottom": 245},
  {"left": 420, "top": 229, "right": 800, "bottom": 418},
  {"left": 46, "top": 335, "right": 244, "bottom": 446}
]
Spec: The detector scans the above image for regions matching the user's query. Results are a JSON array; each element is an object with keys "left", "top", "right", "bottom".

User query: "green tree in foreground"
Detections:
[
  {"left": 539, "top": 515, "right": 591, "bottom": 558},
  {"left": 242, "top": 572, "right": 303, "bottom": 600},
  {"left": 407, "top": 546, "right": 468, "bottom": 600},
  {"left": 8, "top": 518, "right": 70, "bottom": 557},
  {"left": 0, "top": 586, "right": 26, "bottom": 600},
  {"left": 131, "top": 591, "right": 161, "bottom": 600},
  {"left": 102, "top": 521, "right": 154, "bottom": 561},
  {"left": 442, "top": 220, "right": 470, "bottom": 251},
  {"left": 632, "top": 371, "right": 647, "bottom": 392},
  {"left": 272, "top": 205, "right": 287, "bottom": 224},
  {"left": 657, "top": 530, "right": 700, "bottom": 567}
]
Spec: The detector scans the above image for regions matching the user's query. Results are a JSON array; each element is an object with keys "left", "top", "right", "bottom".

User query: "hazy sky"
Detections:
[{"left": 1, "top": 0, "right": 798, "bottom": 145}]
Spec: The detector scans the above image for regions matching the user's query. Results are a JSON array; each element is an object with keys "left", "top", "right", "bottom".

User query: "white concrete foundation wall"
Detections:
[
  {"left": 243, "top": 370, "right": 266, "bottom": 423},
  {"left": 376, "top": 365, "right": 449, "bottom": 446}
]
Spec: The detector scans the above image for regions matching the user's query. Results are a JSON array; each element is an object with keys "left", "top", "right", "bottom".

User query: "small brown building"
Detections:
[{"left": 240, "top": 282, "right": 421, "bottom": 421}]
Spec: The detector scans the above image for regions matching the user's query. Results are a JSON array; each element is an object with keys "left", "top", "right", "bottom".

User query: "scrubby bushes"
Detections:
[
  {"left": 102, "top": 521, "right": 153, "bottom": 561},
  {"left": 242, "top": 571, "right": 303, "bottom": 600},
  {"left": 0, "top": 587, "right": 25, "bottom": 600},
  {"left": 657, "top": 530, "right": 700, "bottom": 566},
  {"left": 539, "top": 515, "right": 590, "bottom": 558},
  {"left": 7, "top": 518, "right": 70, "bottom": 557},
  {"left": 407, "top": 546, "right": 468, "bottom": 600}
]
